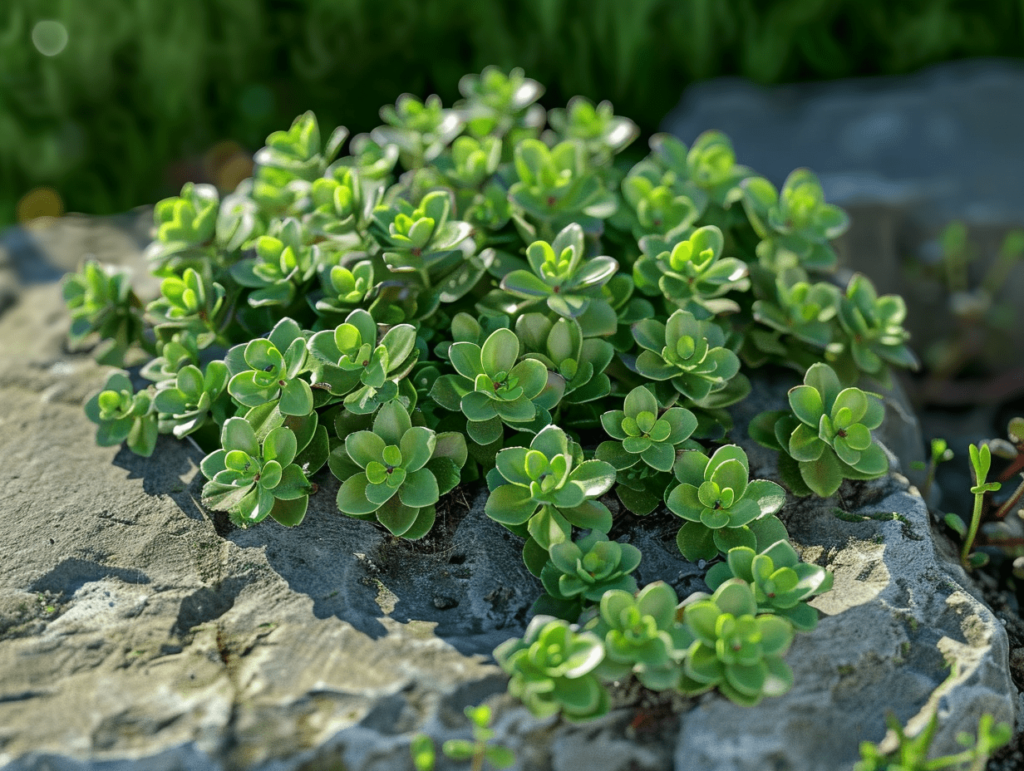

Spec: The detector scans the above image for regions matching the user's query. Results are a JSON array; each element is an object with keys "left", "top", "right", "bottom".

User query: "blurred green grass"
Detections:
[{"left": 3, "top": 0, "right": 1023, "bottom": 226}]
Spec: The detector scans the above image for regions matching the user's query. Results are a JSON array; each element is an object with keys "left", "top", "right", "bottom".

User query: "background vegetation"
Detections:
[{"left": 4, "top": 0, "right": 1024, "bottom": 226}]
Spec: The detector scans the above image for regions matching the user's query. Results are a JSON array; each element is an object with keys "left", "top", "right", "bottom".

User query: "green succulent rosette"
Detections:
[
  {"left": 329, "top": 400, "right": 467, "bottom": 539},
  {"left": 741, "top": 168, "right": 849, "bottom": 273},
  {"left": 678, "top": 578, "right": 795, "bottom": 706},
  {"left": 429, "top": 327, "right": 558, "bottom": 445},
  {"left": 666, "top": 445, "right": 787, "bottom": 562},
  {"left": 596, "top": 385, "right": 699, "bottom": 474},
  {"left": 484, "top": 424, "right": 616, "bottom": 551},
  {"left": 633, "top": 225, "right": 750, "bottom": 315},
  {"left": 153, "top": 361, "right": 230, "bottom": 439},
  {"left": 200, "top": 417, "right": 312, "bottom": 527},
  {"left": 831, "top": 273, "right": 919, "bottom": 381},
  {"left": 225, "top": 317, "right": 313, "bottom": 417},
  {"left": 705, "top": 542, "right": 833, "bottom": 632},
  {"left": 307, "top": 308, "right": 419, "bottom": 414},
  {"left": 584, "top": 582, "right": 693, "bottom": 691},
  {"left": 84, "top": 371, "right": 158, "bottom": 457},
  {"left": 532, "top": 530, "right": 641, "bottom": 621},
  {"left": 749, "top": 362, "right": 888, "bottom": 498},
  {"left": 493, "top": 615, "right": 609, "bottom": 722},
  {"left": 63, "top": 260, "right": 146, "bottom": 367}
]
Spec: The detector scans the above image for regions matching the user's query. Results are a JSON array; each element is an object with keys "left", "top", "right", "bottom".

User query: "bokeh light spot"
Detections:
[
  {"left": 203, "top": 140, "right": 255, "bottom": 193},
  {"left": 17, "top": 187, "right": 64, "bottom": 222},
  {"left": 32, "top": 21, "right": 69, "bottom": 56}
]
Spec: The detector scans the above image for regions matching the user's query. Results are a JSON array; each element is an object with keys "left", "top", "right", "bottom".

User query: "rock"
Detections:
[
  {"left": 0, "top": 215, "right": 1015, "bottom": 770},
  {"left": 661, "top": 59, "right": 1024, "bottom": 390}
]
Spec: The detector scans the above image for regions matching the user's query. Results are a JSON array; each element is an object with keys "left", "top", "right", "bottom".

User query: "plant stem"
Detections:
[
  {"left": 994, "top": 479, "right": 1024, "bottom": 520},
  {"left": 961, "top": 491, "right": 985, "bottom": 568},
  {"left": 471, "top": 744, "right": 484, "bottom": 771}
]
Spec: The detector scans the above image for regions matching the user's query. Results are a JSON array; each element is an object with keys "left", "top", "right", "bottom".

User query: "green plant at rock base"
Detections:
[
  {"left": 410, "top": 705, "right": 515, "bottom": 771},
  {"left": 705, "top": 542, "right": 833, "bottom": 631},
  {"left": 330, "top": 400, "right": 466, "bottom": 538},
  {"left": 200, "top": 417, "right": 312, "bottom": 526},
  {"left": 666, "top": 445, "right": 787, "bottom": 562},
  {"left": 532, "top": 529, "right": 642, "bottom": 621},
  {"left": 677, "top": 578, "right": 795, "bottom": 706},
  {"left": 66, "top": 66, "right": 887, "bottom": 724},
  {"left": 493, "top": 615, "right": 609, "bottom": 722},
  {"left": 84, "top": 371, "right": 158, "bottom": 457},
  {"left": 854, "top": 711, "right": 1010, "bottom": 771},
  {"left": 749, "top": 363, "right": 888, "bottom": 498},
  {"left": 484, "top": 424, "right": 616, "bottom": 552},
  {"left": 944, "top": 443, "right": 1002, "bottom": 570},
  {"left": 584, "top": 581, "right": 692, "bottom": 691},
  {"left": 63, "top": 261, "right": 147, "bottom": 367}
]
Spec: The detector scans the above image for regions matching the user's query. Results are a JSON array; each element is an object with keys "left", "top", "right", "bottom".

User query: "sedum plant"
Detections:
[
  {"left": 84, "top": 370, "right": 158, "bottom": 457},
  {"left": 200, "top": 417, "right": 312, "bottom": 527},
  {"left": 330, "top": 400, "right": 466, "bottom": 539},
  {"left": 410, "top": 704, "right": 515, "bottom": 771},
  {"left": 666, "top": 445, "right": 787, "bottom": 562},
  {"left": 532, "top": 529, "right": 642, "bottom": 621},
  {"left": 485, "top": 425, "right": 616, "bottom": 551},
  {"left": 705, "top": 542, "right": 832, "bottom": 631},
  {"left": 584, "top": 581, "right": 692, "bottom": 691},
  {"left": 67, "top": 67, "right": 917, "bottom": 725},
  {"left": 493, "top": 615, "right": 609, "bottom": 722},
  {"left": 677, "top": 578, "right": 795, "bottom": 706},
  {"left": 749, "top": 363, "right": 888, "bottom": 498}
]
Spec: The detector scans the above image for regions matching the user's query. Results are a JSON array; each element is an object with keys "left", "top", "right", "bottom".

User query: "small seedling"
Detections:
[
  {"left": 410, "top": 705, "right": 514, "bottom": 771},
  {"left": 909, "top": 438, "right": 954, "bottom": 503},
  {"left": 945, "top": 444, "right": 1001, "bottom": 570},
  {"left": 854, "top": 710, "right": 1010, "bottom": 771}
]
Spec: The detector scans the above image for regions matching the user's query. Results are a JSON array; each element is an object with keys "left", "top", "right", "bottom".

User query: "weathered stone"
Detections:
[{"left": 0, "top": 215, "right": 1015, "bottom": 771}]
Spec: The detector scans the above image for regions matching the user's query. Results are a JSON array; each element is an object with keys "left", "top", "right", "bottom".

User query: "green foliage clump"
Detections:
[
  {"left": 66, "top": 67, "right": 921, "bottom": 726},
  {"left": 749, "top": 363, "right": 888, "bottom": 497}
]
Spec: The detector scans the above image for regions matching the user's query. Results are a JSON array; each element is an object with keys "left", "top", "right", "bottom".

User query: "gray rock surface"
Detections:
[
  {"left": 662, "top": 59, "right": 1024, "bottom": 388},
  {"left": 0, "top": 214, "right": 1017, "bottom": 770}
]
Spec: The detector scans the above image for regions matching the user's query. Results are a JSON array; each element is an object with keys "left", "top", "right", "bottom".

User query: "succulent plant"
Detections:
[
  {"left": 498, "top": 223, "right": 619, "bottom": 327},
  {"left": 751, "top": 268, "right": 840, "bottom": 353},
  {"left": 141, "top": 331, "right": 201, "bottom": 383},
  {"left": 230, "top": 219, "right": 319, "bottom": 308},
  {"left": 666, "top": 445, "right": 787, "bottom": 562},
  {"left": 485, "top": 424, "right": 616, "bottom": 551},
  {"left": 153, "top": 362, "right": 230, "bottom": 439},
  {"left": 832, "top": 273, "right": 919, "bottom": 380},
  {"left": 515, "top": 313, "right": 614, "bottom": 406},
  {"left": 547, "top": 96, "right": 638, "bottom": 162},
  {"left": 145, "top": 182, "right": 221, "bottom": 266},
  {"left": 631, "top": 309, "right": 748, "bottom": 412},
  {"left": 493, "top": 615, "right": 609, "bottom": 722},
  {"left": 429, "top": 327, "right": 556, "bottom": 445},
  {"left": 225, "top": 317, "right": 313, "bottom": 417},
  {"left": 584, "top": 582, "right": 692, "bottom": 691},
  {"left": 705, "top": 542, "right": 832, "bottom": 631},
  {"left": 678, "top": 578, "right": 795, "bottom": 706},
  {"left": 532, "top": 530, "right": 642, "bottom": 621},
  {"left": 84, "top": 371, "right": 158, "bottom": 457},
  {"left": 741, "top": 168, "right": 849, "bottom": 273},
  {"left": 596, "top": 385, "right": 699, "bottom": 474},
  {"left": 633, "top": 225, "right": 750, "bottom": 314},
  {"left": 63, "top": 260, "right": 146, "bottom": 367},
  {"left": 749, "top": 363, "right": 888, "bottom": 498},
  {"left": 200, "top": 417, "right": 312, "bottom": 527},
  {"left": 456, "top": 65, "right": 545, "bottom": 140},
  {"left": 329, "top": 400, "right": 466, "bottom": 539},
  {"left": 508, "top": 139, "right": 617, "bottom": 239},
  {"left": 145, "top": 266, "right": 226, "bottom": 347},
  {"left": 307, "top": 309, "right": 418, "bottom": 413},
  {"left": 372, "top": 93, "right": 462, "bottom": 168}
]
